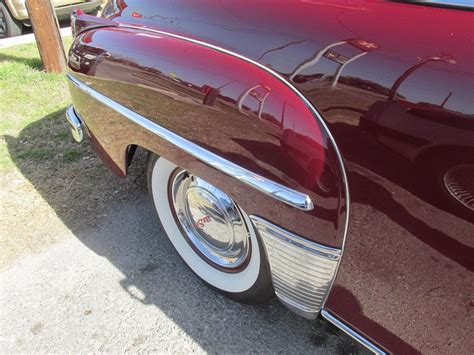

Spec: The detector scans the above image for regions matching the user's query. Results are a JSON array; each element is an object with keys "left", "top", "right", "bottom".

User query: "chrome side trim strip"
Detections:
[
  {"left": 321, "top": 310, "right": 388, "bottom": 355},
  {"left": 67, "top": 74, "right": 314, "bottom": 211},
  {"left": 251, "top": 216, "right": 340, "bottom": 319},
  {"left": 114, "top": 24, "right": 351, "bottom": 306}
]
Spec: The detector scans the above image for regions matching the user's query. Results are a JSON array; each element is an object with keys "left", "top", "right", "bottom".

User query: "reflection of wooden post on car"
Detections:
[{"left": 25, "top": 0, "right": 66, "bottom": 73}]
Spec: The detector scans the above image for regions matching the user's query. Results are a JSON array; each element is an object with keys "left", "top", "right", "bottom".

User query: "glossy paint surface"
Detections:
[
  {"left": 68, "top": 26, "right": 349, "bottom": 250},
  {"left": 73, "top": 0, "right": 474, "bottom": 352}
]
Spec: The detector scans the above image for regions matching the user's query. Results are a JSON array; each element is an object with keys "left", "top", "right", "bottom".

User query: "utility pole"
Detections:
[{"left": 26, "top": 0, "right": 66, "bottom": 73}]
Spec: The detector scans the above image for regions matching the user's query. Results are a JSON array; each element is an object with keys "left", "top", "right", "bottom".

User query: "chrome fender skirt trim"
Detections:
[
  {"left": 67, "top": 74, "right": 314, "bottom": 211},
  {"left": 321, "top": 310, "right": 388, "bottom": 354},
  {"left": 250, "top": 215, "right": 341, "bottom": 319}
]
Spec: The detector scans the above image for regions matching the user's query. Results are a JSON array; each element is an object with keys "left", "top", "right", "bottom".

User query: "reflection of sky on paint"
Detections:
[
  {"left": 264, "top": 42, "right": 474, "bottom": 114},
  {"left": 122, "top": 1, "right": 312, "bottom": 60},
  {"left": 113, "top": 27, "right": 473, "bottom": 115},
  {"left": 332, "top": 54, "right": 474, "bottom": 114},
  {"left": 107, "top": 1, "right": 474, "bottom": 115},
  {"left": 397, "top": 67, "right": 474, "bottom": 114}
]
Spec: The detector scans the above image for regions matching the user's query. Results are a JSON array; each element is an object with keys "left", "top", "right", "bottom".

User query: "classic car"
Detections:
[
  {"left": 0, "top": 0, "right": 101, "bottom": 38},
  {"left": 65, "top": 0, "right": 474, "bottom": 353}
]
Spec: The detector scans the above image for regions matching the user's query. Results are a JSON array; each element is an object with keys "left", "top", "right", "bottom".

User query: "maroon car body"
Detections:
[{"left": 66, "top": 1, "right": 474, "bottom": 353}]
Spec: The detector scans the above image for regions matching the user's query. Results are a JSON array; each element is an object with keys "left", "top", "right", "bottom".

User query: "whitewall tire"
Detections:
[{"left": 147, "top": 153, "right": 273, "bottom": 303}]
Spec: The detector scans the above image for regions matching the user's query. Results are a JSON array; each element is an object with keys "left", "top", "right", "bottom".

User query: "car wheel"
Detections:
[
  {"left": 0, "top": 2, "right": 23, "bottom": 38},
  {"left": 147, "top": 153, "right": 274, "bottom": 303}
]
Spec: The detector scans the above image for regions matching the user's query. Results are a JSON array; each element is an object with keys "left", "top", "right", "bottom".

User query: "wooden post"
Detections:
[{"left": 25, "top": 0, "right": 66, "bottom": 73}]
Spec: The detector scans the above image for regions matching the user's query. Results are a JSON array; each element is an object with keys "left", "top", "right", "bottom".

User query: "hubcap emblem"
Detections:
[{"left": 169, "top": 170, "right": 251, "bottom": 270}]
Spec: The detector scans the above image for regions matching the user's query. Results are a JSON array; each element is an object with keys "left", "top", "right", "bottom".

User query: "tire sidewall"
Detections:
[{"left": 0, "top": 2, "right": 22, "bottom": 38}]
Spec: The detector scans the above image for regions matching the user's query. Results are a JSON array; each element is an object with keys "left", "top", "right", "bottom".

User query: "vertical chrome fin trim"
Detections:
[{"left": 250, "top": 215, "right": 340, "bottom": 319}]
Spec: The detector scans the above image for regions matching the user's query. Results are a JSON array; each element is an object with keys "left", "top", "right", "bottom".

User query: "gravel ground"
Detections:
[{"left": 0, "top": 157, "right": 365, "bottom": 353}]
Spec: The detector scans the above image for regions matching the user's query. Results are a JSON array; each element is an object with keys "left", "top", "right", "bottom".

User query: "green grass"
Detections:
[{"left": 0, "top": 37, "right": 74, "bottom": 170}]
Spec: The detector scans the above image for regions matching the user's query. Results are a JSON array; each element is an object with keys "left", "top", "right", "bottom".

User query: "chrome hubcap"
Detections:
[
  {"left": 443, "top": 164, "right": 474, "bottom": 211},
  {"left": 169, "top": 170, "right": 251, "bottom": 270}
]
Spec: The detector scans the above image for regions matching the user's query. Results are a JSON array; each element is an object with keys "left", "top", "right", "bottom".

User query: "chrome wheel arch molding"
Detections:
[
  {"left": 68, "top": 22, "right": 351, "bottom": 255},
  {"left": 114, "top": 23, "right": 351, "bottom": 284}
]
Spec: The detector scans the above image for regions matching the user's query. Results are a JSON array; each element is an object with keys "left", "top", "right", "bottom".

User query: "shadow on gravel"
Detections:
[{"left": 5, "top": 110, "right": 366, "bottom": 354}]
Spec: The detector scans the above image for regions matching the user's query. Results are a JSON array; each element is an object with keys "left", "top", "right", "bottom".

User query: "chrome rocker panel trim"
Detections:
[
  {"left": 250, "top": 215, "right": 341, "bottom": 319},
  {"left": 321, "top": 310, "right": 388, "bottom": 355},
  {"left": 67, "top": 74, "right": 314, "bottom": 211}
]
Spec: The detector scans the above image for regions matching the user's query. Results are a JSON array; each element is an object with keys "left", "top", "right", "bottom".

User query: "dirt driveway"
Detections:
[{"left": 0, "top": 123, "right": 366, "bottom": 354}]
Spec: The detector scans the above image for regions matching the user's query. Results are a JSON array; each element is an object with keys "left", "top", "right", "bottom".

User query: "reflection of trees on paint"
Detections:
[{"left": 338, "top": 76, "right": 395, "bottom": 97}]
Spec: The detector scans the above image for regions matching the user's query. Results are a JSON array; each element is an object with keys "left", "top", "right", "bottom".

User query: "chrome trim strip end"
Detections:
[
  {"left": 65, "top": 105, "right": 84, "bottom": 143},
  {"left": 67, "top": 74, "right": 314, "bottom": 211},
  {"left": 250, "top": 216, "right": 341, "bottom": 319},
  {"left": 321, "top": 309, "right": 388, "bottom": 355}
]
